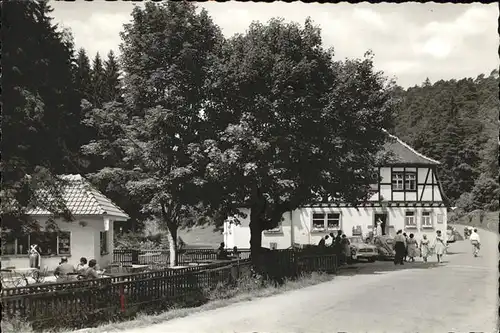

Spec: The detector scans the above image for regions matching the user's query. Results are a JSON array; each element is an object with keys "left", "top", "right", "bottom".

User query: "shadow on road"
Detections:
[{"left": 337, "top": 260, "right": 441, "bottom": 276}]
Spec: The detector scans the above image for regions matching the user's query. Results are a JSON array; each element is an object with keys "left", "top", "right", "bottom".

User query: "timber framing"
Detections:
[{"left": 305, "top": 201, "right": 446, "bottom": 208}]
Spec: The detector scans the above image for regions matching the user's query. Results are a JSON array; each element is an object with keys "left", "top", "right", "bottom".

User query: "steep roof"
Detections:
[
  {"left": 28, "top": 174, "right": 130, "bottom": 220},
  {"left": 381, "top": 130, "right": 441, "bottom": 166}
]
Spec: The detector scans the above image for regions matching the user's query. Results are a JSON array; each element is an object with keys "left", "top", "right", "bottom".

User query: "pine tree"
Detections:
[
  {"left": 75, "top": 48, "right": 92, "bottom": 104},
  {"left": 103, "top": 50, "right": 121, "bottom": 102},
  {"left": 90, "top": 53, "right": 106, "bottom": 108},
  {"left": 2, "top": 0, "right": 80, "bottom": 231}
]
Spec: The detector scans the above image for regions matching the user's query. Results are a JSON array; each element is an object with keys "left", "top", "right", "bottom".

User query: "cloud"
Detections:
[
  {"left": 49, "top": 2, "right": 497, "bottom": 88},
  {"left": 352, "top": 8, "right": 387, "bottom": 31}
]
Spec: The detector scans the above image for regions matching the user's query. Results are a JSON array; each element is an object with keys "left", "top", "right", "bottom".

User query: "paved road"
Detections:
[{"left": 123, "top": 225, "right": 498, "bottom": 333}]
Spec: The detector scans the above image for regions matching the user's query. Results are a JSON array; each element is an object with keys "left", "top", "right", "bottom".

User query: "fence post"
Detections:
[{"left": 131, "top": 250, "right": 139, "bottom": 265}]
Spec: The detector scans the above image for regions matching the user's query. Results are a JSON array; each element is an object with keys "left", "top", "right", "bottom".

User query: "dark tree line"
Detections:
[{"left": 392, "top": 72, "right": 499, "bottom": 212}]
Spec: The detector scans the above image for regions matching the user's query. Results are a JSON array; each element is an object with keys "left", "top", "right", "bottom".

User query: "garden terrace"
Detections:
[{"left": 1, "top": 249, "right": 337, "bottom": 331}]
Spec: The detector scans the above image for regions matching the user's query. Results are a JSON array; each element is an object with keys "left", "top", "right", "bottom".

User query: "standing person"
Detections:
[
  {"left": 469, "top": 228, "right": 481, "bottom": 257},
  {"left": 420, "top": 234, "right": 431, "bottom": 262},
  {"left": 402, "top": 233, "right": 409, "bottom": 262},
  {"left": 406, "top": 233, "right": 418, "bottom": 262},
  {"left": 334, "top": 230, "right": 343, "bottom": 265},
  {"left": 376, "top": 219, "right": 383, "bottom": 237},
  {"left": 393, "top": 230, "right": 405, "bottom": 265},
  {"left": 434, "top": 230, "right": 446, "bottom": 263},
  {"left": 318, "top": 236, "right": 326, "bottom": 247},
  {"left": 327, "top": 233, "right": 335, "bottom": 247},
  {"left": 341, "top": 234, "right": 352, "bottom": 265}
]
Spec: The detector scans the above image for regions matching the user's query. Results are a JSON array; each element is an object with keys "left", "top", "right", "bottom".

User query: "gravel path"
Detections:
[{"left": 121, "top": 225, "right": 498, "bottom": 333}]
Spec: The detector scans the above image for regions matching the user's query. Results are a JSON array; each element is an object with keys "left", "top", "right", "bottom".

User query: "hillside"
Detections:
[{"left": 391, "top": 70, "right": 499, "bottom": 212}]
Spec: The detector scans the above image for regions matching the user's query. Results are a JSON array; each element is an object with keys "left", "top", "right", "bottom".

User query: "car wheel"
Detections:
[{"left": 368, "top": 258, "right": 376, "bottom": 263}]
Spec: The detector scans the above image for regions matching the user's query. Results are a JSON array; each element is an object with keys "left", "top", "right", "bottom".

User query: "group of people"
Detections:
[
  {"left": 216, "top": 242, "right": 240, "bottom": 260},
  {"left": 54, "top": 256, "right": 101, "bottom": 282},
  {"left": 318, "top": 230, "right": 352, "bottom": 265},
  {"left": 393, "top": 230, "right": 447, "bottom": 264}
]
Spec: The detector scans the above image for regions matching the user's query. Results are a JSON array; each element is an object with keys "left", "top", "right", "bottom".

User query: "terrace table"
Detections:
[{"left": 4, "top": 268, "right": 38, "bottom": 287}]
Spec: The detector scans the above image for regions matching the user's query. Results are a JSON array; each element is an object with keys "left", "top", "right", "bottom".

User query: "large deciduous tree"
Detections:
[
  {"left": 82, "top": 1, "right": 223, "bottom": 266},
  {"left": 203, "top": 18, "right": 395, "bottom": 262}
]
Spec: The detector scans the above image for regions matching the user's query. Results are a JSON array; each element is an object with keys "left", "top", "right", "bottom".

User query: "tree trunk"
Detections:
[
  {"left": 166, "top": 222, "right": 178, "bottom": 267},
  {"left": 249, "top": 186, "right": 266, "bottom": 270},
  {"left": 249, "top": 209, "right": 263, "bottom": 266}
]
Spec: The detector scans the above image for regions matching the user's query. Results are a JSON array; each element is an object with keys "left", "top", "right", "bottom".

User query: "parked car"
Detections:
[
  {"left": 372, "top": 235, "right": 395, "bottom": 261},
  {"left": 446, "top": 225, "right": 456, "bottom": 243},
  {"left": 348, "top": 236, "right": 378, "bottom": 262}
]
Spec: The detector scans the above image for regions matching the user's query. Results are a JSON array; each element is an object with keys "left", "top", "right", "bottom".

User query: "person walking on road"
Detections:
[
  {"left": 393, "top": 230, "right": 405, "bottom": 265},
  {"left": 469, "top": 228, "right": 481, "bottom": 257},
  {"left": 406, "top": 233, "right": 418, "bottom": 262},
  {"left": 434, "top": 230, "right": 446, "bottom": 263},
  {"left": 419, "top": 234, "right": 431, "bottom": 262}
]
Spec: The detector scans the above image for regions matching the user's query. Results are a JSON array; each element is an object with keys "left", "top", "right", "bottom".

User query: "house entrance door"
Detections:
[{"left": 374, "top": 213, "right": 388, "bottom": 236}]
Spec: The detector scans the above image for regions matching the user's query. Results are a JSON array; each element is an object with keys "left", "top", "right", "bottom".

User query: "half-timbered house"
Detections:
[{"left": 224, "top": 132, "right": 449, "bottom": 250}]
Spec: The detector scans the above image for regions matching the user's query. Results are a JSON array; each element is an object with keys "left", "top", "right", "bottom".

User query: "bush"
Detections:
[{"left": 114, "top": 231, "right": 169, "bottom": 250}]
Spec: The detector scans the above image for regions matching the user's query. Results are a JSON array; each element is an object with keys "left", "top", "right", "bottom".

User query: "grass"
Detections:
[
  {"left": 177, "top": 225, "right": 223, "bottom": 248},
  {"left": 4, "top": 271, "right": 332, "bottom": 333}
]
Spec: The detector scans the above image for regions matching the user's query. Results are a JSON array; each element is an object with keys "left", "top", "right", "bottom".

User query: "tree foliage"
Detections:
[
  {"left": 82, "top": 1, "right": 224, "bottom": 266},
  {"left": 393, "top": 72, "right": 499, "bottom": 210},
  {"left": 1, "top": 0, "right": 78, "bottom": 232},
  {"left": 203, "top": 18, "right": 395, "bottom": 259}
]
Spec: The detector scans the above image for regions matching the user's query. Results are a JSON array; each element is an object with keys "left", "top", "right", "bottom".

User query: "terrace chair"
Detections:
[{"left": 32, "top": 266, "right": 48, "bottom": 284}]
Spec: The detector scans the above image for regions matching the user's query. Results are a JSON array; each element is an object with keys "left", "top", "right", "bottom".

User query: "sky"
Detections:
[{"left": 49, "top": 0, "right": 498, "bottom": 88}]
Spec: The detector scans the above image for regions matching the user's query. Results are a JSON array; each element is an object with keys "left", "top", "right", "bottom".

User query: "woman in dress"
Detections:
[
  {"left": 406, "top": 233, "right": 418, "bottom": 262},
  {"left": 420, "top": 234, "right": 431, "bottom": 262},
  {"left": 434, "top": 230, "right": 446, "bottom": 263}
]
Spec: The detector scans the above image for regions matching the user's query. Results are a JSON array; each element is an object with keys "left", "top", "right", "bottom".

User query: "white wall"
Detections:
[
  {"left": 226, "top": 206, "right": 448, "bottom": 250},
  {"left": 1, "top": 216, "right": 114, "bottom": 271}
]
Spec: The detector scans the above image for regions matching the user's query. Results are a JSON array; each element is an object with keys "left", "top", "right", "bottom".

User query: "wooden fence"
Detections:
[
  {"left": 113, "top": 248, "right": 252, "bottom": 265},
  {"left": 2, "top": 249, "right": 336, "bottom": 331}
]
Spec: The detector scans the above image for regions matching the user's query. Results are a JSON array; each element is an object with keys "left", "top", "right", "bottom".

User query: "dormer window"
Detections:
[{"left": 392, "top": 171, "right": 416, "bottom": 191}]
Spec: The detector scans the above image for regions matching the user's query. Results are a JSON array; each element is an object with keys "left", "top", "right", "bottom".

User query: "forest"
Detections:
[
  {"left": 393, "top": 73, "right": 499, "bottom": 214},
  {"left": 2, "top": 1, "right": 498, "bottom": 262}
]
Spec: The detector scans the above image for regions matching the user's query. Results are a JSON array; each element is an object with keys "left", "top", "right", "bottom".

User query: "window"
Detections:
[
  {"left": 58, "top": 232, "right": 71, "bottom": 254},
  {"left": 421, "top": 212, "right": 432, "bottom": 228},
  {"left": 312, "top": 213, "right": 341, "bottom": 231},
  {"left": 405, "top": 211, "right": 416, "bottom": 227},
  {"left": 1, "top": 232, "right": 70, "bottom": 256},
  {"left": 405, "top": 173, "right": 416, "bottom": 191},
  {"left": 100, "top": 231, "right": 109, "bottom": 255},
  {"left": 392, "top": 171, "right": 417, "bottom": 191},
  {"left": 30, "top": 232, "right": 58, "bottom": 256},
  {"left": 392, "top": 172, "right": 404, "bottom": 191}
]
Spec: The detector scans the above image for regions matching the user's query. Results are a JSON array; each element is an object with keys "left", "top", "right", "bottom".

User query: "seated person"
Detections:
[
  {"left": 54, "top": 257, "right": 76, "bottom": 282},
  {"left": 216, "top": 242, "right": 229, "bottom": 260},
  {"left": 79, "top": 259, "right": 100, "bottom": 279},
  {"left": 75, "top": 257, "right": 88, "bottom": 273}
]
